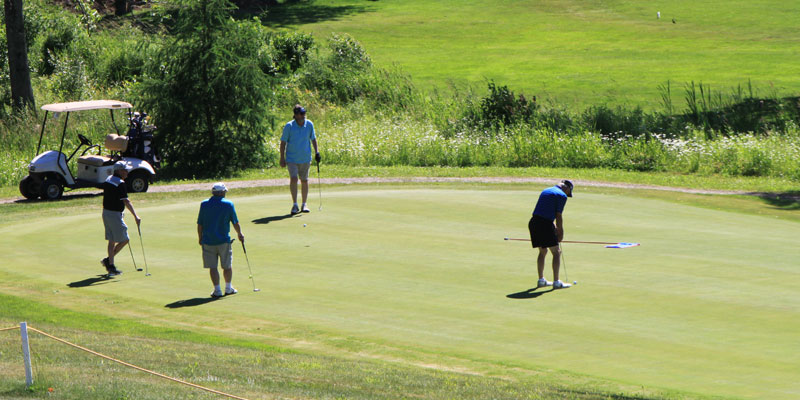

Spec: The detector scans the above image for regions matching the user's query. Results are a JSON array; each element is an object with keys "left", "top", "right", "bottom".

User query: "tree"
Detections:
[
  {"left": 114, "top": 0, "right": 129, "bottom": 16},
  {"left": 137, "top": 0, "right": 274, "bottom": 177},
  {"left": 4, "top": 0, "right": 35, "bottom": 111}
]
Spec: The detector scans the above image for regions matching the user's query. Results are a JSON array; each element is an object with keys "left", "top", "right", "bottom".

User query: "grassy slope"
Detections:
[
  {"left": 1, "top": 183, "right": 798, "bottom": 399},
  {"left": 285, "top": 0, "right": 800, "bottom": 107}
]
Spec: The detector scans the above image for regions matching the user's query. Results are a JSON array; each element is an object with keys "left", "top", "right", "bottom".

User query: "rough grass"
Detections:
[{"left": 289, "top": 0, "right": 800, "bottom": 107}]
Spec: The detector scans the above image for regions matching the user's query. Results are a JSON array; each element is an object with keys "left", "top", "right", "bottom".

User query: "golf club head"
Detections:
[
  {"left": 253, "top": 288, "right": 261, "bottom": 292},
  {"left": 136, "top": 268, "right": 143, "bottom": 272},
  {"left": 145, "top": 273, "right": 151, "bottom": 277}
]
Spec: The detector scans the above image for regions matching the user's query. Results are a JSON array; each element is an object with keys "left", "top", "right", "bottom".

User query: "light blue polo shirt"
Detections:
[
  {"left": 532, "top": 186, "right": 568, "bottom": 221},
  {"left": 281, "top": 119, "right": 316, "bottom": 163},
  {"left": 197, "top": 196, "right": 239, "bottom": 245}
]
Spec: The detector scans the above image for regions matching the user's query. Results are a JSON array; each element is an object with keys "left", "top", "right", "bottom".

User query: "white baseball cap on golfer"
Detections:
[{"left": 212, "top": 182, "right": 228, "bottom": 192}]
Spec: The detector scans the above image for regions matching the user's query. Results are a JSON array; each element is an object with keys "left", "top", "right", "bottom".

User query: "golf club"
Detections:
[
  {"left": 127, "top": 241, "right": 142, "bottom": 272},
  {"left": 137, "top": 223, "right": 150, "bottom": 276},
  {"left": 559, "top": 243, "right": 568, "bottom": 283},
  {"left": 316, "top": 159, "right": 322, "bottom": 211},
  {"left": 240, "top": 240, "right": 260, "bottom": 292},
  {"left": 504, "top": 237, "right": 617, "bottom": 245}
]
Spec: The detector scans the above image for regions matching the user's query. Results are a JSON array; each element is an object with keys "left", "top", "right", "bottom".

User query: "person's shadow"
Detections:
[
  {"left": 252, "top": 214, "right": 295, "bottom": 224},
  {"left": 165, "top": 297, "right": 221, "bottom": 308},
  {"left": 506, "top": 287, "right": 556, "bottom": 299},
  {"left": 67, "top": 275, "right": 116, "bottom": 287}
]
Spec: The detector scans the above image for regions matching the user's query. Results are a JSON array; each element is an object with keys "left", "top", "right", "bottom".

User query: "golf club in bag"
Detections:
[
  {"left": 239, "top": 240, "right": 260, "bottom": 292},
  {"left": 137, "top": 223, "right": 150, "bottom": 276}
]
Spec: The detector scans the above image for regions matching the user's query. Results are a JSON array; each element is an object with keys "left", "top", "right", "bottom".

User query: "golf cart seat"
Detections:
[
  {"left": 104, "top": 134, "right": 128, "bottom": 152},
  {"left": 77, "top": 155, "right": 113, "bottom": 167}
]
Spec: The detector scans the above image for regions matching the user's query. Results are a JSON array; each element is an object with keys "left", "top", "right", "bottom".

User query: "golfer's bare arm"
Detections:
[
  {"left": 123, "top": 199, "right": 140, "bottom": 225},
  {"left": 197, "top": 224, "right": 203, "bottom": 245},
  {"left": 279, "top": 141, "right": 287, "bottom": 167},
  {"left": 312, "top": 139, "right": 319, "bottom": 154},
  {"left": 555, "top": 212, "right": 564, "bottom": 241},
  {"left": 233, "top": 222, "right": 244, "bottom": 242}
]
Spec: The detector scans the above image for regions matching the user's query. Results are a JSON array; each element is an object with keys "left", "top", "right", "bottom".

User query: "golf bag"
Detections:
[{"left": 123, "top": 111, "right": 161, "bottom": 169}]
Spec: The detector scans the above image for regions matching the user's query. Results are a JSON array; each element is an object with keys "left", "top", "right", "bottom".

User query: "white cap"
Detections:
[
  {"left": 113, "top": 161, "right": 127, "bottom": 171},
  {"left": 212, "top": 182, "right": 228, "bottom": 192}
]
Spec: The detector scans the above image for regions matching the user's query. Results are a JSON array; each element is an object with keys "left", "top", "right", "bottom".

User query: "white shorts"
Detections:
[
  {"left": 202, "top": 242, "right": 233, "bottom": 270},
  {"left": 287, "top": 162, "right": 310, "bottom": 181}
]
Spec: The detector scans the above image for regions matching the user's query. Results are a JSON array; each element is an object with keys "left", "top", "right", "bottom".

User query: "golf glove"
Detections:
[{"left": 315, "top": 152, "right": 321, "bottom": 163}]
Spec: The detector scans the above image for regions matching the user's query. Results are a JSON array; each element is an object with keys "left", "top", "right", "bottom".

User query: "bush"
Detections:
[
  {"left": 269, "top": 31, "right": 314, "bottom": 74},
  {"left": 135, "top": 0, "right": 274, "bottom": 177}
]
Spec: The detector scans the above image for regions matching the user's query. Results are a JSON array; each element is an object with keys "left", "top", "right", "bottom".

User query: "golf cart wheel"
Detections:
[
  {"left": 19, "top": 176, "right": 39, "bottom": 199},
  {"left": 40, "top": 177, "right": 63, "bottom": 200},
  {"left": 127, "top": 170, "right": 150, "bottom": 193}
]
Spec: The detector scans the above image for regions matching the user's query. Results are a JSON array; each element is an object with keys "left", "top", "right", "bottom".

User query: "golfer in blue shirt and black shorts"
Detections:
[{"left": 528, "top": 180, "right": 574, "bottom": 289}]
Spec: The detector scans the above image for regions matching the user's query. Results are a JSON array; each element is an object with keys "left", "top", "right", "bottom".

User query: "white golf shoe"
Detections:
[
  {"left": 537, "top": 278, "right": 552, "bottom": 288},
  {"left": 553, "top": 280, "right": 572, "bottom": 289},
  {"left": 211, "top": 289, "right": 224, "bottom": 298},
  {"left": 225, "top": 287, "right": 238, "bottom": 296}
]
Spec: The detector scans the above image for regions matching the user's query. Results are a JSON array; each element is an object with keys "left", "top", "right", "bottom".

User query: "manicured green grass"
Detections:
[
  {"left": 276, "top": 0, "right": 800, "bottom": 107},
  {"left": 1, "top": 184, "right": 798, "bottom": 399}
]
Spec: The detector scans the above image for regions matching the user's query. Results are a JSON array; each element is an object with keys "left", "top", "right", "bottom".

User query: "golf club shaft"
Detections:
[
  {"left": 560, "top": 243, "right": 568, "bottom": 282},
  {"left": 505, "top": 238, "right": 618, "bottom": 245},
  {"left": 316, "top": 160, "right": 322, "bottom": 211},
  {"left": 127, "top": 241, "right": 139, "bottom": 271},
  {"left": 138, "top": 224, "right": 149, "bottom": 275},
  {"left": 240, "top": 241, "right": 258, "bottom": 291}
]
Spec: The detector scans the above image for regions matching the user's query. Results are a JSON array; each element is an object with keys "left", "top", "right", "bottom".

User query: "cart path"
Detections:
[{"left": 4, "top": 176, "right": 793, "bottom": 205}]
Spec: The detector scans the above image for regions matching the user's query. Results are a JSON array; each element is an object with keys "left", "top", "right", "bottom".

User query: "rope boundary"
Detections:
[{"left": 5, "top": 324, "right": 250, "bottom": 400}]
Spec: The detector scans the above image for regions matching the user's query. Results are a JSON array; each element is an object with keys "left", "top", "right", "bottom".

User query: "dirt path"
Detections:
[{"left": 1, "top": 176, "right": 766, "bottom": 205}]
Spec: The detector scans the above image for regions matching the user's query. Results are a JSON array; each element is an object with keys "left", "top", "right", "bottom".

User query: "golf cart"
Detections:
[{"left": 19, "top": 100, "right": 159, "bottom": 200}]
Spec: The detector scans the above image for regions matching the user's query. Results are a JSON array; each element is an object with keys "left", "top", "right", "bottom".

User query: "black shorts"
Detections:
[{"left": 528, "top": 215, "right": 557, "bottom": 248}]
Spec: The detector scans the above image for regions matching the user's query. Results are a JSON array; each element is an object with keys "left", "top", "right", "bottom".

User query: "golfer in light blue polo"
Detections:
[
  {"left": 280, "top": 104, "right": 320, "bottom": 215},
  {"left": 197, "top": 182, "right": 244, "bottom": 298}
]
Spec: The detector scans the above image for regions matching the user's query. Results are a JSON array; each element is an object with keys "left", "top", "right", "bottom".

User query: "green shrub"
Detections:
[
  {"left": 269, "top": 31, "right": 314, "bottom": 74},
  {"left": 327, "top": 33, "right": 371, "bottom": 70}
]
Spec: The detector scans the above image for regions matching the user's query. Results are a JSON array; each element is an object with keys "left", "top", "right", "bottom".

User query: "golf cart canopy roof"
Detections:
[{"left": 41, "top": 100, "right": 133, "bottom": 113}]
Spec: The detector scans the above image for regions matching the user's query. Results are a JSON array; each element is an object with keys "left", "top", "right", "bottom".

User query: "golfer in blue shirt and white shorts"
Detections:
[{"left": 279, "top": 104, "right": 320, "bottom": 215}]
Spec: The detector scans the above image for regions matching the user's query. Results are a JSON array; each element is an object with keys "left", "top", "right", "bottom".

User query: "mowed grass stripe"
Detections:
[
  {"left": 1, "top": 186, "right": 798, "bottom": 399},
  {"left": 294, "top": 0, "right": 800, "bottom": 106}
]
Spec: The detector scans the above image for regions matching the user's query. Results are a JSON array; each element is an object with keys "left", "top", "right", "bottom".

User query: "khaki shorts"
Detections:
[
  {"left": 103, "top": 209, "right": 129, "bottom": 242},
  {"left": 202, "top": 242, "right": 233, "bottom": 270},
  {"left": 287, "top": 162, "right": 310, "bottom": 181}
]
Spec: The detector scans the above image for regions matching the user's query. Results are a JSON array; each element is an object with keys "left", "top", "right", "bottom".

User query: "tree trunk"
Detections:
[
  {"left": 4, "top": 0, "right": 35, "bottom": 111},
  {"left": 114, "top": 0, "right": 128, "bottom": 16}
]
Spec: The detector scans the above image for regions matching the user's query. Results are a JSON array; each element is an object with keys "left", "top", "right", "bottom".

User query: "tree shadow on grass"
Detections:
[
  {"left": 751, "top": 191, "right": 800, "bottom": 210},
  {"left": 165, "top": 297, "right": 221, "bottom": 308},
  {"left": 506, "top": 287, "right": 556, "bottom": 299},
  {"left": 253, "top": 1, "right": 374, "bottom": 28},
  {"left": 67, "top": 275, "right": 116, "bottom": 288},
  {"left": 252, "top": 213, "right": 295, "bottom": 224}
]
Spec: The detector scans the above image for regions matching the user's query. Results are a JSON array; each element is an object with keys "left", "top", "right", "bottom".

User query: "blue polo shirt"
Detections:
[
  {"left": 281, "top": 119, "right": 316, "bottom": 163},
  {"left": 532, "top": 186, "right": 568, "bottom": 221},
  {"left": 197, "top": 196, "right": 239, "bottom": 245}
]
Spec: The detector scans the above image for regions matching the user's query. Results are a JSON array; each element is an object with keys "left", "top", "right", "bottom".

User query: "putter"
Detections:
[
  {"left": 127, "top": 242, "right": 142, "bottom": 271},
  {"left": 240, "top": 240, "right": 260, "bottom": 292},
  {"left": 137, "top": 223, "right": 150, "bottom": 276},
  {"left": 559, "top": 243, "right": 568, "bottom": 283},
  {"left": 316, "top": 159, "right": 322, "bottom": 211}
]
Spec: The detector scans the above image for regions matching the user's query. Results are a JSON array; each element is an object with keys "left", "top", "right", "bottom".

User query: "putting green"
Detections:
[{"left": 1, "top": 185, "right": 798, "bottom": 399}]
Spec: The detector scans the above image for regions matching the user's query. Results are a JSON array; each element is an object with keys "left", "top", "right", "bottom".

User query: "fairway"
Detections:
[
  {"left": 1, "top": 185, "right": 798, "bottom": 399},
  {"left": 290, "top": 0, "right": 800, "bottom": 107}
]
